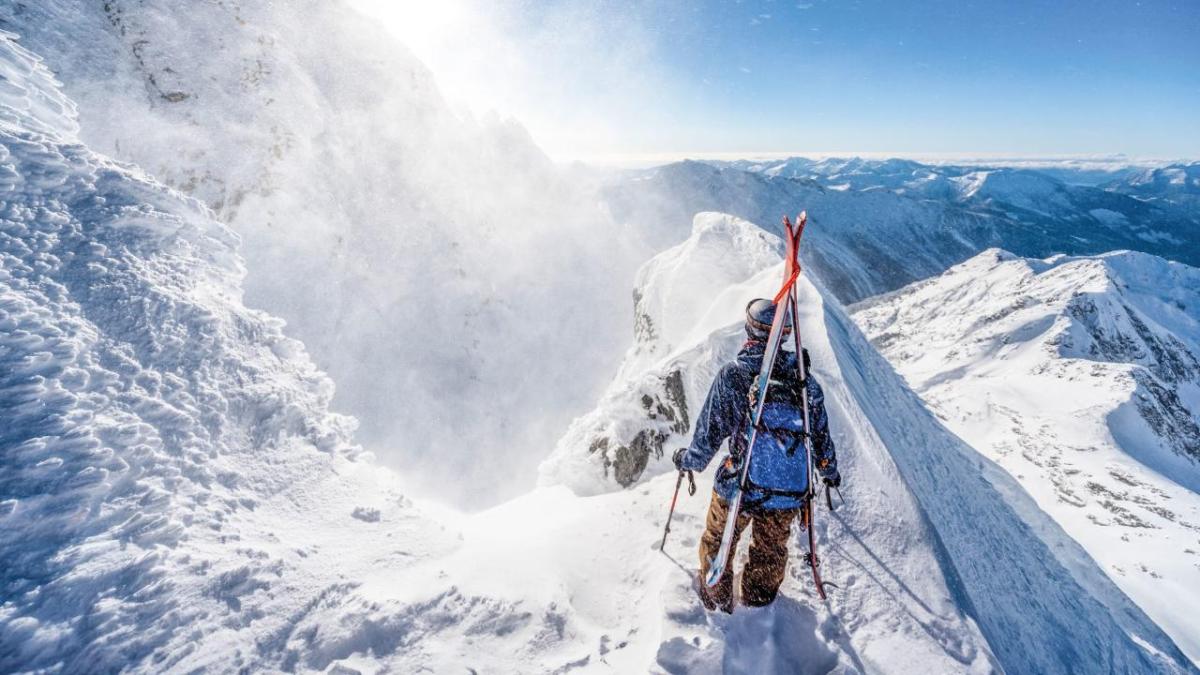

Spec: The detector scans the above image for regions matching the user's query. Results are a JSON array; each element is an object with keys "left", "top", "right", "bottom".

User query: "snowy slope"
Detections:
[
  {"left": 0, "top": 59, "right": 996, "bottom": 670},
  {"left": 543, "top": 214, "right": 1195, "bottom": 673},
  {"left": 0, "top": 31, "right": 460, "bottom": 672},
  {"left": 605, "top": 161, "right": 1003, "bottom": 304},
  {"left": 1, "top": 0, "right": 639, "bottom": 507},
  {"left": 853, "top": 249, "right": 1200, "bottom": 663}
]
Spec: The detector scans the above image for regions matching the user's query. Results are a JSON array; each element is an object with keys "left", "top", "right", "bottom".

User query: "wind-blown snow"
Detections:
[
  {"left": 1, "top": 0, "right": 641, "bottom": 508},
  {"left": 854, "top": 248, "right": 1200, "bottom": 664},
  {"left": 5, "top": 3, "right": 1199, "bottom": 670},
  {"left": 629, "top": 212, "right": 784, "bottom": 372}
]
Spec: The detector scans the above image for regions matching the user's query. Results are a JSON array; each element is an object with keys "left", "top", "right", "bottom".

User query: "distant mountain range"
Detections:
[{"left": 604, "top": 157, "right": 1200, "bottom": 304}]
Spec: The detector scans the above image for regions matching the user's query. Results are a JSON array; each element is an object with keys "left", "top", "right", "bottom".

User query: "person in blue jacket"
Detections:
[{"left": 673, "top": 298, "right": 841, "bottom": 612}]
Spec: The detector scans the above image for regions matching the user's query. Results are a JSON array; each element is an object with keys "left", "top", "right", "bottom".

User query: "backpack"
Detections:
[{"left": 741, "top": 375, "right": 809, "bottom": 508}]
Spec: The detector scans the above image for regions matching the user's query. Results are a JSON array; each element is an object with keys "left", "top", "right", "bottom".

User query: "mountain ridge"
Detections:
[{"left": 853, "top": 247, "right": 1200, "bottom": 662}]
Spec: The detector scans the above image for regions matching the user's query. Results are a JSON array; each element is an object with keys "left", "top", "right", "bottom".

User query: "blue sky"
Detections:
[{"left": 363, "top": 0, "right": 1200, "bottom": 160}]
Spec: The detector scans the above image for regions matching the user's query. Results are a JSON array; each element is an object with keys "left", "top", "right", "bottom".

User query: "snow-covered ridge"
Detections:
[
  {"left": 853, "top": 248, "right": 1200, "bottom": 663},
  {"left": 542, "top": 213, "right": 780, "bottom": 491},
  {"left": 543, "top": 213, "right": 1195, "bottom": 672},
  {"left": 629, "top": 212, "right": 783, "bottom": 370},
  {"left": 1111, "top": 163, "right": 1200, "bottom": 207}
]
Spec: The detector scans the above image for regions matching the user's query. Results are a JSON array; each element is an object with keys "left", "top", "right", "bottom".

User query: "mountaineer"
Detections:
[{"left": 673, "top": 298, "right": 840, "bottom": 612}]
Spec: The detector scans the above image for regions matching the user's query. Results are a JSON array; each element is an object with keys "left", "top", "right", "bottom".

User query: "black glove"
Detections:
[
  {"left": 822, "top": 471, "right": 841, "bottom": 488},
  {"left": 672, "top": 448, "right": 687, "bottom": 471}
]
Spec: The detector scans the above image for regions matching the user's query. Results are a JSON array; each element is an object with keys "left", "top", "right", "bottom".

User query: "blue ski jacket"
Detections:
[{"left": 678, "top": 340, "right": 839, "bottom": 509}]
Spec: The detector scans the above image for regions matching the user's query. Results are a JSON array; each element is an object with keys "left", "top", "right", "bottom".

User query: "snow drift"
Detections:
[{"left": 853, "top": 248, "right": 1200, "bottom": 662}]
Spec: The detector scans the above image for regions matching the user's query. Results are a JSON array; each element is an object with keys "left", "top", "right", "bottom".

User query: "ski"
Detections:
[
  {"left": 785, "top": 218, "right": 828, "bottom": 601},
  {"left": 793, "top": 336, "right": 828, "bottom": 600},
  {"left": 704, "top": 212, "right": 806, "bottom": 588}
]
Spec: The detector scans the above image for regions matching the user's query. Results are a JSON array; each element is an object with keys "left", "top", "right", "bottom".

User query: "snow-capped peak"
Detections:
[{"left": 628, "top": 212, "right": 783, "bottom": 371}]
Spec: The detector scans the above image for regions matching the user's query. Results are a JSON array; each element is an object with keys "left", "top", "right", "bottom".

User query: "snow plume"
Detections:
[{"left": 2, "top": 0, "right": 644, "bottom": 508}]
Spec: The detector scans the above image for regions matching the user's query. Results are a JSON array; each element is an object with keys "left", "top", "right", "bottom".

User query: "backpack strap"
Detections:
[{"left": 741, "top": 474, "right": 809, "bottom": 502}]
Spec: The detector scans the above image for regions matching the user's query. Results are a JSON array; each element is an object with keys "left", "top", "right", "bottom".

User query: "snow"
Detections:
[
  {"left": 0, "top": 31, "right": 989, "bottom": 674},
  {"left": 606, "top": 159, "right": 1200, "bottom": 309},
  {"left": 1091, "top": 207, "right": 1130, "bottom": 225},
  {"left": 24, "top": 0, "right": 1178, "bottom": 508},
  {"left": 632, "top": 213, "right": 784, "bottom": 369},
  {"left": 853, "top": 248, "right": 1200, "bottom": 665}
]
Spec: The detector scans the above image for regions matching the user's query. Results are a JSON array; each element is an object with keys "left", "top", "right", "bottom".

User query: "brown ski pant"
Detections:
[{"left": 698, "top": 491, "right": 799, "bottom": 609}]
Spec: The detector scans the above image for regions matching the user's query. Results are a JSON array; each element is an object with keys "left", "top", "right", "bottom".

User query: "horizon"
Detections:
[{"left": 568, "top": 150, "right": 1198, "bottom": 170}]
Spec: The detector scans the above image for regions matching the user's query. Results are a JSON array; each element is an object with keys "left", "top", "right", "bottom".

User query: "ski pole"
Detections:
[
  {"left": 660, "top": 469, "right": 696, "bottom": 551},
  {"left": 823, "top": 484, "right": 846, "bottom": 511}
]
